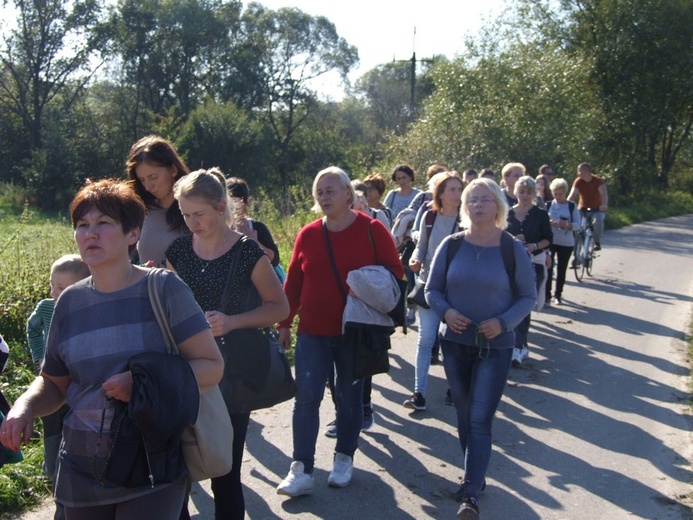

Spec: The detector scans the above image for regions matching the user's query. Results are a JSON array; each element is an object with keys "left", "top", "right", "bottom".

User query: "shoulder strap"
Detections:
[
  {"left": 444, "top": 231, "right": 465, "bottom": 280},
  {"left": 546, "top": 200, "right": 552, "bottom": 211},
  {"left": 147, "top": 269, "right": 178, "bottom": 355},
  {"left": 424, "top": 209, "right": 437, "bottom": 242},
  {"left": 500, "top": 231, "right": 519, "bottom": 301},
  {"left": 568, "top": 201, "right": 575, "bottom": 215},
  {"left": 218, "top": 235, "right": 251, "bottom": 313},
  {"left": 322, "top": 220, "right": 348, "bottom": 304}
]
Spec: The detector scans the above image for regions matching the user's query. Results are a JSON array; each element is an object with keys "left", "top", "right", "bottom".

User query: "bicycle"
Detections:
[{"left": 573, "top": 209, "right": 599, "bottom": 282}]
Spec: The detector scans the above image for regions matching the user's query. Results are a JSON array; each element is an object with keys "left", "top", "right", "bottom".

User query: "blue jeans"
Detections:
[
  {"left": 414, "top": 305, "right": 440, "bottom": 395},
  {"left": 292, "top": 334, "right": 363, "bottom": 473},
  {"left": 441, "top": 341, "right": 512, "bottom": 500}
]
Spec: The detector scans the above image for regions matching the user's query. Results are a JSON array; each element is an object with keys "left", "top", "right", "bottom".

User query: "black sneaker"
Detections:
[
  {"left": 361, "top": 404, "right": 375, "bottom": 432},
  {"left": 457, "top": 497, "right": 480, "bottom": 520},
  {"left": 454, "top": 480, "right": 487, "bottom": 502},
  {"left": 444, "top": 389, "right": 454, "bottom": 406},
  {"left": 594, "top": 243, "right": 601, "bottom": 251},
  {"left": 403, "top": 392, "right": 426, "bottom": 410}
]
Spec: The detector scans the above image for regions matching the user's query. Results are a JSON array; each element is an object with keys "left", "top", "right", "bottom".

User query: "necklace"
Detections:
[
  {"left": 198, "top": 257, "right": 213, "bottom": 273},
  {"left": 471, "top": 244, "right": 487, "bottom": 260},
  {"left": 196, "top": 230, "right": 231, "bottom": 273}
]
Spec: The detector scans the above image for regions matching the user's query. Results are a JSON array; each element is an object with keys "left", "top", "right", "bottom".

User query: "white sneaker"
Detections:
[
  {"left": 277, "top": 461, "right": 314, "bottom": 497},
  {"left": 327, "top": 452, "right": 353, "bottom": 488},
  {"left": 520, "top": 346, "right": 529, "bottom": 361}
]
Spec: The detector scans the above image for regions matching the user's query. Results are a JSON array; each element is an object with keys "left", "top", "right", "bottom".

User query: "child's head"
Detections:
[{"left": 50, "top": 254, "right": 90, "bottom": 300}]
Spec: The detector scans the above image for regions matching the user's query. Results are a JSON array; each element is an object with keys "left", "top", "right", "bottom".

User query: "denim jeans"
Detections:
[
  {"left": 414, "top": 305, "right": 440, "bottom": 395},
  {"left": 586, "top": 210, "right": 605, "bottom": 245},
  {"left": 292, "top": 334, "right": 363, "bottom": 473},
  {"left": 441, "top": 340, "right": 512, "bottom": 500}
]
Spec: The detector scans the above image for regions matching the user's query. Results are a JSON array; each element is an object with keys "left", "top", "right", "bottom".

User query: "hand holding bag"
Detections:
[
  {"left": 148, "top": 269, "right": 234, "bottom": 482},
  {"left": 216, "top": 236, "right": 297, "bottom": 415}
]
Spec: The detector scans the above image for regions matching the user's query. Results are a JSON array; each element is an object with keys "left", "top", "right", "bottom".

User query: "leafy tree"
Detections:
[
  {"left": 239, "top": 4, "right": 359, "bottom": 189},
  {"left": 177, "top": 99, "right": 272, "bottom": 184},
  {"left": 108, "top": 0, "right": 235, "bottom": 137},
  {"left": 0, "top": 0, "right": 105, "bottom": 151},
  {"left": 556, "top": 0, "right": 693, "bottom": 191},
  {"left": 354, "top": 60, "right": 437, "bottom": 136},
  {"left": 391, "top": 41, "right": 596, "bottom": 179}
]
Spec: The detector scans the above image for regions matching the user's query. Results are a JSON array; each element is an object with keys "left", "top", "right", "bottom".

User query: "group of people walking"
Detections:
[{"left": 0, "top": 136, "right": 608, "bottom": 520}]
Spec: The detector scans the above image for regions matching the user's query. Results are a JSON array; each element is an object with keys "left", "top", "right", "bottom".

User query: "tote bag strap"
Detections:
[
  {"left": 322, "top": 219, "right": 348, "bottom": 304},
  {"left": 147, "top": 268, "right": 178, "bottom": 355}
]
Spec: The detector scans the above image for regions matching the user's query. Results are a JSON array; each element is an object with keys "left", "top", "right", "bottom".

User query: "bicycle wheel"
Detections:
[
  {"left": 573, "top": 235, "right": 585, "bottom": 282},
  {"left": 586, "top": 237, "right": 595, "bottom": 277}
]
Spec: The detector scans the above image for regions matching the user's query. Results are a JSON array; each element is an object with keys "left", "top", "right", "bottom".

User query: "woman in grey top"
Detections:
[
  {"left": 0, "top": 180, "right": 223, "bottom": 519},
  {"left": 425, "top": 178, "right": 536, "bottom": 520},
  {"left": 127, "top": 135, "right": 191, "bottom": 266},
  {"left": 403, "top": 172, "right": 463, "bottom": 411}
]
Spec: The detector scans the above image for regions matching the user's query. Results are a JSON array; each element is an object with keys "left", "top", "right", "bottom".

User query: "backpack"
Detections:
[
  {"left": 444, "top": 231, "right": 520, "bottom": 301},
  {"left": 546, "top": 200, "right": 575, "bottom": 217}
]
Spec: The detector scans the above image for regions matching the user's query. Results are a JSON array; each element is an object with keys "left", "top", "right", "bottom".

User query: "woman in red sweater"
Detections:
[{"left": 276, "top": 166, "right": 403, "bottom": 497}]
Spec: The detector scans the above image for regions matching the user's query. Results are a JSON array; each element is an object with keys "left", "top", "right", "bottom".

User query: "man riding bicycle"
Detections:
[{"left": 568, "top": 162, "right": 608, "bottom": 250}]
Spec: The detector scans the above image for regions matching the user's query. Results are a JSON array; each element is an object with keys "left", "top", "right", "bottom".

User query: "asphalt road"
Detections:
[{"left": 6, "top": 214, "right": 693, "bottom": 520}]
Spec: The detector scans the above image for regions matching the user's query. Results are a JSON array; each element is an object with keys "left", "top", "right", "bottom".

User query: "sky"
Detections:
[{"left": 250, "top": 0, "right": 508, "bottom": 99}]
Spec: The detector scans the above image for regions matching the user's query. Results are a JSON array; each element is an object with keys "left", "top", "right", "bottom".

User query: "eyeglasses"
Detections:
[{"left": 467, "top": 197, "right": 496, "bottom": 206}]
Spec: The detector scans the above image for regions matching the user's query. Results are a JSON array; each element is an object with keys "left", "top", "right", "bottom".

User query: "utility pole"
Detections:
[{"left": 394, "top": 27, "right": 434, "bottom": 117}]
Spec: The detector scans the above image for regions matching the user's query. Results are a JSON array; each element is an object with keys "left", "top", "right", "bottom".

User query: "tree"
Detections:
[
  {"left": 239, "top": 4, "right": 359, "bottom": 189},
  {"left": 0, "top": 0, "right": 105, "bottom": 151},
  {"left": 354, "top": 60, "right": 436, "bottom": 136},
  {"left": 390, "top": 41, "right": 596, "bottom": 179},
  {"left": 108, "top": 0, "right": 235, "bottom": 138},
  {"left": 178, "top": 99, "right": 271, "bottom": 183}
]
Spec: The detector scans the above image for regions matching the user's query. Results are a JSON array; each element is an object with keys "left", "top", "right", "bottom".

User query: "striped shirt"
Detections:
[
  {"left": 43, "top": 270, "right": 208, "bottom": 507},
  {"left": 26, "top": 298, "right": 54, "bottom": 364}
]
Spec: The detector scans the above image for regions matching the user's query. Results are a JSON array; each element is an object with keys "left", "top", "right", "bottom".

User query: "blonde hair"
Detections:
[
  {"left": 460, "top": 178, "right": 509, "bottom": 229},
  {"left": 501, "top": 162, "right": 526, "bottom": 179},
  {"left": 550, "top": 178, "right": 569, "bottom": 192},
  {"left": 311, "top": 166, "right": 355, "bottom": 213},
  {"left": 51, "top": 254, "right": 90, "bottom": 279},
  {"left": 173, "top": 167, "right": 236, "bottom": 226},
  {"left": 514, "top": 175, "right": 536, "bottom": 196}
]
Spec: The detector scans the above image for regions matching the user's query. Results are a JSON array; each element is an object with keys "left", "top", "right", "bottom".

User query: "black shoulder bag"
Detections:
[{"left": 216, "top": 236, "right": 297, "bottom": 414}]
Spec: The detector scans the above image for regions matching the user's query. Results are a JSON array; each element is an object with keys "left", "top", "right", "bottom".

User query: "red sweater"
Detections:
[{"left": 279, "top": 212, "right": 404, "bottom": 336}]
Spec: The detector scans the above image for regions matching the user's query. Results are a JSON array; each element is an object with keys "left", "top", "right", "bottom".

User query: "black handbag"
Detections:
[
  {"left": 216, "top": 236, "right": 297, "bottom": 415},
  {"left": 407, "top": 280, "right": 430, "bottom": 309}
]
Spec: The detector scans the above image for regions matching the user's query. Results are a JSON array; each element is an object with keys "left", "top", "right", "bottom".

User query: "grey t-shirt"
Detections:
[
  {"left": 137, "top": 206, "right": 188, "bottom": 265},
  {"left": 412, "top": 212, "right": 459, "bottom": 283}
]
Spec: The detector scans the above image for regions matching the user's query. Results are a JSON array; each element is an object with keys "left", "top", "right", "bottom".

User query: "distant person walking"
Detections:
[
  {"left": 546, "top": 178, "right": 580, "bottom": 304},
  {"left": 383, "top": 165, "right": 421, "bottom": 222}
]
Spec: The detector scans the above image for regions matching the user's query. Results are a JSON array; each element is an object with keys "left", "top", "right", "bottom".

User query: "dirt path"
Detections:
[{"left": 5, "top": 214, "right": 693, "bottom": 519}]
